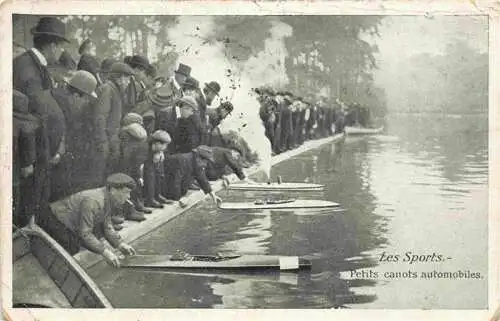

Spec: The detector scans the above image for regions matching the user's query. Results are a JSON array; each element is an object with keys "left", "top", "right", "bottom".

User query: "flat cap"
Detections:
[
  {"left": 150, "top": 130, "right": 171, "bottom": 144},
  {"left": 178, "top": 95, "right": 198, "bottom": 110},
  {"left": 106, "top": 173, "right": 137, "bottom": 189},
  {"left": 120, "top": 123, "right": 147, "bottom": 141},
  {"left": 193, "top": 145, "right": 215, "bottom": 163},
  {"left": 122, "top": 113, "right": 144, "bottom": 126}
]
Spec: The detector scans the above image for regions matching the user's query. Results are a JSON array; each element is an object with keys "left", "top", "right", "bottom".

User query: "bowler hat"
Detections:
[
  {"left": 204, "top": 81, "right": 221, "bottom": 95},
  {"left": 67, "top": 70, "right": 98, "bottom": 98},
  {"left": 127, "top": 55, "right": 150, "bottom": 70},
  {"left": 106, "top": 173, "right": 137, "bottom": 190},
  {"left": 193, "top": 145, "right": 215, "bottom": 163},
  {"left": 30, "top": 17, "right": 70, "bottom": 43},
  {"left": 107, "top": 62, "right": 134, "bottom": 76},
  {"left": 151, "top": 130, "right": 171, "bottom": 144},
  {"left": 175, "top": 63, "right": 191, "bottom": 77},
  {"left": 149, "top": 85, "right": 175, "bottom": 107},
  {"left": 178, "top": 96, "right": 198, "bottom": 110}
]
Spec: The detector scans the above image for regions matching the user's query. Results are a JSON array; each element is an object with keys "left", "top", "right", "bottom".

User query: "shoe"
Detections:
[
  {"left": 144, "top": 199, "right": 163, "bottom": 209},
  {"left": 189, "top": 183, "right": 200, "bottom": 190},
  {"left": 112, "top": 216, "right": 125, "bottom": 225},
  {"left": 126, "top": 209, "right": 146, "bottom": 222},
  {"left": 113, "top": 224, "right": 124, "bottom": 231},
  {"left": 156, "top": 195, "right": 171, "bottom": 204},
  {"left": 135, "top": 202, "right": 153, "bottom": 214}
]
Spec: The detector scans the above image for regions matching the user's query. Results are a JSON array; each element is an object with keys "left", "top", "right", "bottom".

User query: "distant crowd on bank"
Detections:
[{"left": 13, "top": 17, "right": 372, "bottom": 266}]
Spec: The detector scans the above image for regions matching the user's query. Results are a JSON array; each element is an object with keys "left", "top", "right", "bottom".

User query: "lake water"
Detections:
[{"left": 88, "top": 113, "right": 489, "bottom": 309}]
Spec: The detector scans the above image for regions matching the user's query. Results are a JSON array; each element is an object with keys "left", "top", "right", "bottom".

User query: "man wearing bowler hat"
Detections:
[
  {"left": 206, "top": 101, "right": 233, "bottom": 146},
  {"left": 14, "top": 17, "right": 71, "bottom": 97},
  {"left": 173, "top": 96, "right": 204, "bottom": 154},
  {"left": 202, "top": 81, "right": 221, "bottom": 107}
]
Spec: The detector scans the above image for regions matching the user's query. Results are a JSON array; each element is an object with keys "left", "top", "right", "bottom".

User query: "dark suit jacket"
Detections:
[
  {"left": 163, "top": 152, "right": 212, "bottom": 201},
  {"left": 13, "top": 50, "right": 53, "bottom": 97},
  {"left": 206, "top": 147, "right": 245, "bottom": 181}
]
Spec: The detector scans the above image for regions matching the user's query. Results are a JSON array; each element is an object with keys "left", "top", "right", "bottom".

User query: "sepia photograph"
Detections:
[{"left": 3, "top": 2, "right": 496, "bottom": 319}]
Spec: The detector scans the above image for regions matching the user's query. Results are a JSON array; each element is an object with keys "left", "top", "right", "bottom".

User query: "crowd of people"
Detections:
[{"left": 13, "top": 17, "right": 371, "bottom": 266}]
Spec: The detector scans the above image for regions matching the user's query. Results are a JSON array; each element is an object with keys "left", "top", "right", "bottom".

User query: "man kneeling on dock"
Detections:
[{"left": 39, "top": 173, "right": 137, "bottom": 267}]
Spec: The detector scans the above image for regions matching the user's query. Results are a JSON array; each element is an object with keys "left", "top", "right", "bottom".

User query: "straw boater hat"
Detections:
[
  {"left": 67, "top": 70, "right": 98, "bottom": 98},
  {"left": 30, "top": 17, "right": 70, "bottom": 43},
  {"left": 148, "top": 86, "right": 175, "bottom": 108}
]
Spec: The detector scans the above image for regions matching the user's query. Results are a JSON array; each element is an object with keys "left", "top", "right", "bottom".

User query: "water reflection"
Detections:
[{"left": 88, "top": 113, "right": 488, "bottom": 309}]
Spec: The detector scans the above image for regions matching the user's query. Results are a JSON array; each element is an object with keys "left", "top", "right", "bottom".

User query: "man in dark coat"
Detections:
[
  {"left": 41, "top": 173, "right": 137, "bottom": 267},
  {"left": 90, "top": 62, "right": 134, "bottom": 186},
  {"left": 206, "top": 101, "right": 233, "bottom": 146},
  {"left": 277, "top": 92, "right": 294, "bottom": 152},
  {"left": 13, "top": 90, "right": 39, "bottom": 227},
  {"left": 124, "top": 55, "right": 150, "bottom": 114},
  {"left": 162, "top": 145, "right": 221, "bottom": 208},
  {"left": 50, "top": 70, "right": 99, "bottom": 200},
  {"left": 13, "top": 17, "right": 70, "bottom": 97},
  {"left": 115, "top": 113, "right": 149, "bottom": 222},
  {"left": 173, "top": 96, "right": 204, "bottom": 153},
  {"left": 205, "top": 146, "right": 250, "bottom": 183}
]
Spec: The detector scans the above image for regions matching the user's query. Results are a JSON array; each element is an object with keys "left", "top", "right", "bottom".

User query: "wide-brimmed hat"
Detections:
[
  {"left": 67, "top": 70, "right": 98, "bottom": 98},
  {"left": 106, "top": 62, "right": 134, "bottom": 76},
  {"left": 175, "top": 63, "right": 191, "bottom": 77},
  {"left": 178, "top": 96, "right": 198, "bottom": 111},
  {"left": 149, "top": 85, "right": 175, "bottom": 107},
  {"left": 204, "top": 81, "right": 221, "bottom": 95},
  {"left": 125, "top": 55, "right": 150, "bottom": 70},
  {"left": 193, "top": 145, "right": 215, "bottom": 163},
  {"left": 30, "top": 17, "right": 70, "bottom": 43}
]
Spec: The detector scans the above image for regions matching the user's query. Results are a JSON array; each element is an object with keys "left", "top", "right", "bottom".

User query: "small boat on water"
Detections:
[
  {"left": 228, "top": 182, "right": 324, "bottom": 192},
  {"left": 217, "top": 199, "right": 340, "bottom": 210},
  {"left": 120, "top": 254, "right": 312, "bottom": 272},
  {"left": 345, "top": 126, "right": 384, "bottom": 135},
  {"left": 13, "top": 223, "right": 112, "bottom": 308}
]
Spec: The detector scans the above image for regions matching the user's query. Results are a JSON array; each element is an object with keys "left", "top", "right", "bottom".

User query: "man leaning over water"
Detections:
[{"left": 39, "top": 173, "right": 137, "bottom": 267}]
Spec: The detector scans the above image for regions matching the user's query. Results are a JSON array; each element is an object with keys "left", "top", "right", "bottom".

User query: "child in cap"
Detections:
[
  {"left": 115, "top": 113, "right": 149, "bottom": 222},
  {"left": 143, "top": 130, "right": 172, "bottom": 208}
]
